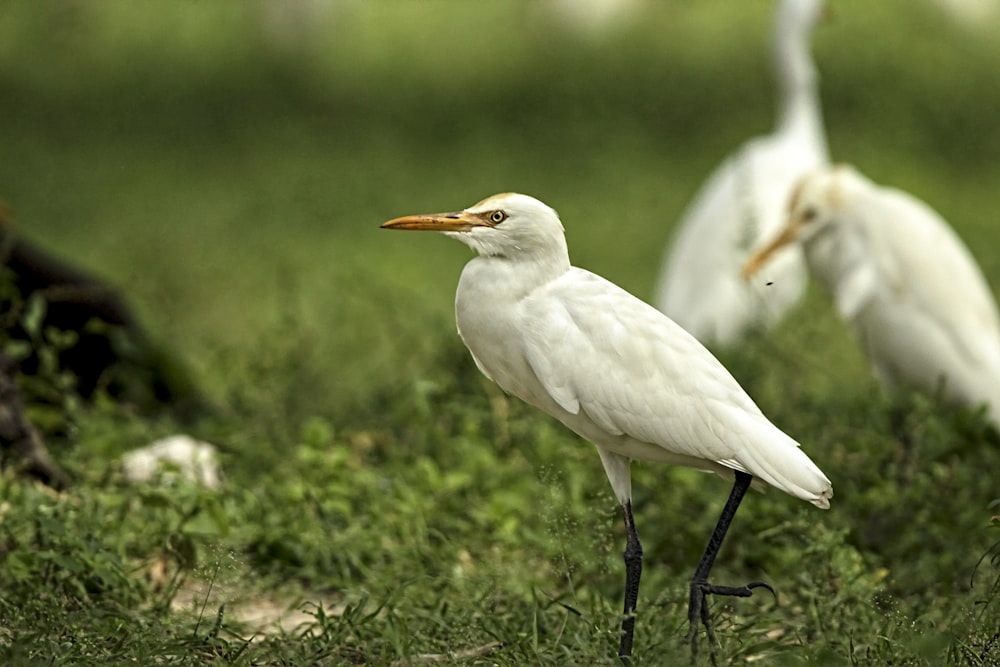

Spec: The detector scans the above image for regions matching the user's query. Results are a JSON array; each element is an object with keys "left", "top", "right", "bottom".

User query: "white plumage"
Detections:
[
  {"left": 654, "top": 0, "right": 828, "bottom": 346},
  {"left": 383, "top": 192, "right": 832, "bottom": 661},
  {"left": 744, "top": 164, "right": 1000, "bottom": 428}
]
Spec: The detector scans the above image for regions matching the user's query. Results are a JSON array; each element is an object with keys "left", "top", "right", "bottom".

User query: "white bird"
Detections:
[
  {"left": 382, "top": 192, "right": 832, "bottom": 663},
  {"left": 654, "top": 0, "right": 829, "bottom": 347},
  {"left": 743, "top": 165, "right": 1000, "bottom": 429}
]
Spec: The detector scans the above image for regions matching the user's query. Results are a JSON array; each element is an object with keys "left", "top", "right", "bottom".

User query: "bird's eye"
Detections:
[
  {"left": 800, "top": 206, "right": 818, "bottom": 222},
  {"left": 489, "top": 210, "right": 507, "bottom": 224}
]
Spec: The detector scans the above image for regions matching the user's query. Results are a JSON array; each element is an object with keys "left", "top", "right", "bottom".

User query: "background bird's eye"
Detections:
[{"left": 489, "top": 210, "right": 507, "bottom": 224}]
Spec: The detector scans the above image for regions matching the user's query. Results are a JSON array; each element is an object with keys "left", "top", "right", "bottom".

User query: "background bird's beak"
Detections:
[
  {"left": 741, "top": 224, "right": 801, "bottom": 280},
  {"left": 381, "top": 211, "right": 492, "bottom": 232}
]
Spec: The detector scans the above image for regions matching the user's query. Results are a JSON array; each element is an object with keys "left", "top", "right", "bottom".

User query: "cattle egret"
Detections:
[
  {"left": 654, "top": 0, "right": 829, "bottom": 346},
  {"left": 382, "top": 193, "right": 833, "bottom": 663},
  {"left": 743, "top": 165, "right": 1000, "bottom": 428}
]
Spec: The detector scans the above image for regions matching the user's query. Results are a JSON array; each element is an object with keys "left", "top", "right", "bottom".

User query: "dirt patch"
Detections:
[{"left": 170, "top": 578, "right": 343, "bottom": 639}]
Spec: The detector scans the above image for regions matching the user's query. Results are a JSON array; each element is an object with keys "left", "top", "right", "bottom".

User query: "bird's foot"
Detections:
[{"left": 686, "top": 580, "right": 774, "bottom": 665}]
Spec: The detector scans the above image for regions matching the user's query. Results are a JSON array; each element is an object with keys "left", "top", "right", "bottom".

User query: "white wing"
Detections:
[
  {"left": 869, "top": 187, "right": 1000, "bottom": 349},
  {"left": 521, "top": 268, "right": 831, "bottom": 505},
  {"left": 654, "top": 135, "right": 818, "bottom": 346},
  {"left": 858, "top": 187, "right": 1000, "bottom": 410}
]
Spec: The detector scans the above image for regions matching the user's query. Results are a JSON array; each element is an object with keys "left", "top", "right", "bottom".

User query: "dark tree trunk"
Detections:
[
  {"left": 0, "top": 352, "right": 69, "bottom": 488},
  {"left": 1, "top": 210, "right": 203, "bottom": 486}
]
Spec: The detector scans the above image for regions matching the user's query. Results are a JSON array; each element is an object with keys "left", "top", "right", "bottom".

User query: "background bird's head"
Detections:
[
  {"left": 742, "top": 164, "right": 858, "bottom": 277},
  {"left": 778, "top": 0, "right": 827, "bottom": 36}
]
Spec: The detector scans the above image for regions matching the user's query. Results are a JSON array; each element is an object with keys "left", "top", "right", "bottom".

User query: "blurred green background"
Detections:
[
  {"left": 3, "top": 0, "right": 998, "bottom": 423},
  {"left": 2, "top": 1, "right": 1000, "bottom": 663}
]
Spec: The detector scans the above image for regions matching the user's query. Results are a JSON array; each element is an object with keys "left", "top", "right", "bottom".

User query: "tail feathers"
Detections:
[{"left": 724, "top": 418, "right": 833, "bottom": 509}]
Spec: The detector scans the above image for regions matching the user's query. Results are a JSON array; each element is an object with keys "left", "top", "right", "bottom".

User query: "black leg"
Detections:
[
  {"left": 888, "top": 402, "right": 919, "bottom": 486},
  {"left": 686, "top": 471, "right": 773, "bottom": 665},
  {"left": 618, "top": 500, "right": 643, "bottom": 664}
]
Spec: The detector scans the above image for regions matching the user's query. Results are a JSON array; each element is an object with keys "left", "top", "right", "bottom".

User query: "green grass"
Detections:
[{"left": 2, "top": 0, "right": 1000, "bottom": 664}]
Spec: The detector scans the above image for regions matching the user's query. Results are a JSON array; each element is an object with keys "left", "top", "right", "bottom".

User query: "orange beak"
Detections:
[
  {"left": 381, "top": 210, "right": 496, "bottom": 232},
  {"left": 741, "top": 223, "right": 802, "bottom": 280}
]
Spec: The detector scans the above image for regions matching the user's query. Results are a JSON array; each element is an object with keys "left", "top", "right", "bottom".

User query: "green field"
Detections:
[{"left": 2, "top": 1, "right": 1000, "bottom": 664}]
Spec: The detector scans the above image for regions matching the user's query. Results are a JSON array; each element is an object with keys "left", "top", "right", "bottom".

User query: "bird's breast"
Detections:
[
  {"left": 454, "top": 259, "right": 589, "bottom": 426},
  {"left": 456, "top": 267, "right": 538, "bottom": 394}
]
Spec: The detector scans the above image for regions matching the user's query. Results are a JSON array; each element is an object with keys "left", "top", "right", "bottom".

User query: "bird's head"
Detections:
[
  {"left": 779, "top": 0, "right": 827, "bottom": 35},
  {"left": 773, "top": 0, "right": 828, "bottom": 92},
  {"left": 742, "top": 164, "right": 856, "bottom": 279},
  {"left": 382, "top": 192, "right": 569, "bottom": 261}
]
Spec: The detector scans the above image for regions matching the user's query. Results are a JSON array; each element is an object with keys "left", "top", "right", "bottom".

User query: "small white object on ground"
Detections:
[{"left": 122, "top": 434, "right": 222, "bottom": 489}]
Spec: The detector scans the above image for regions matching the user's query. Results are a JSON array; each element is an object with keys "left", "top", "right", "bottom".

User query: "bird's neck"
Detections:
[
  {"left": 802, "top": 223, "right": 868, "bottom": 298},
  {"left": 776, "top": 82, "right": 826, "bottom": 155},
  {"left": 773, "top": 25, "right": 827, "bottom": 157},
  {"left": 460, "top": 252, "right": 571, "bottom": 303}
]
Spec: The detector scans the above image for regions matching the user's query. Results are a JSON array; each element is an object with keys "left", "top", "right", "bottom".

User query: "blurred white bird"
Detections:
[
  {"left": 743, "top": 165, "right": 1000, "bottom": 428},
  {"left": 925, "top": 0, "right": 1000, "bottom": 28},
  {"left": 542, "top": 0, "right": 640, "bottom": 37},
  {"left": 654, "top": 0, "right": 829, "bottom": 347},
  {"left": 383, "top": 193, "right": 832, "bottom": 663},
  {"left": 122, "top": 434, "right": 222, "bottom": 490}
]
